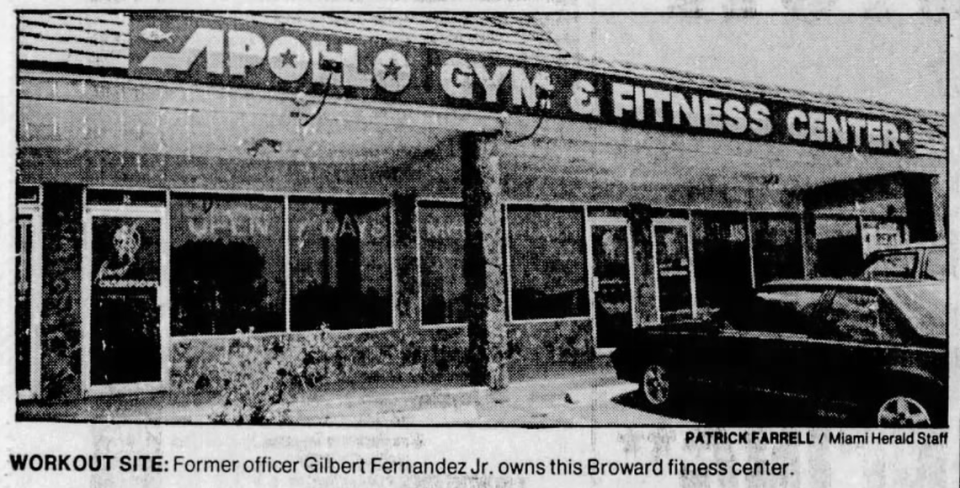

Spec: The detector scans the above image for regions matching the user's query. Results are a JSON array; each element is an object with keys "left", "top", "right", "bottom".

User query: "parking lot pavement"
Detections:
[
  {"left": 309, "top": 372, "right": 696, "bottom": 425},
  {"left": 18, "top": 366, "right": 696, "bottom": 425}
]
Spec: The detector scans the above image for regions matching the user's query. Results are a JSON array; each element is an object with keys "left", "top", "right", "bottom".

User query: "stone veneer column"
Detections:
[
  {"left": 40, "top": 183, "right": 85, "bottom": 399},
  {"left": 392, "top": 191, "right": 421, "bottom": 331},
  {"left": 461, "top": 132, "right": 508, "bottom": 389},
  {"left": 627, "top": 203, "right": 657, "bottom": 324},
  {"left": 800, "top": 196, "right": 819, "bottom": 278}
]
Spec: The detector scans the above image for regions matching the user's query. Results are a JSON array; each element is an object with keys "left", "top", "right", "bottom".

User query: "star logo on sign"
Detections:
[
  {"left": 373, "top": 49, "right": 410, "bottom": 92},
  {"left": 280, "top": 48, "right": 298, "bottom": 68},
  {"left": 382, "top": 59, "right": 402, "bottom": 81}
]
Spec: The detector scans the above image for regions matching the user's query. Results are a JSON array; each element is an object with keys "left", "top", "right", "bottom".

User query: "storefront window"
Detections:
[
  {"left": 508, "top": 206, "right": 587, "bottom": 320},
  {"left": 692, "top": 213, "right": 752, "bottom": 320},
  {"left": 751, "top": 215, "right": 803, "bottom": 286},
  {"left": 289, "top": 198, "right": 392, "bottom": 331},
  {"left": 815, "top": 217, "right": 861, "bottom": 277},
  {"left": 419, "top": 204, "right": 465, "bottom": 325},
  {"left": 170, "top": 195, "right": 285, "bottom": 335}
]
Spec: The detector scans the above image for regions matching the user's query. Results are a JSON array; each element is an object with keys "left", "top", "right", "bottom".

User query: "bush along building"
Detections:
[{"left": 16, "top": 12, "right": 946, "bottom": 399}]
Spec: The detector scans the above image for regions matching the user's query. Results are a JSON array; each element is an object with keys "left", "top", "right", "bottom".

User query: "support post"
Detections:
[
  {"left": 800, "top": 195, "right": 818, "bottom": 278},
  {"left": 40, "top": 183, "right": 85, "bottom": 399},
  {"left": 392, "top": 191, "right": 421, "bottom": 332},
  {"left": 461, "top": 132, "right": 508, "bottom": 389}
]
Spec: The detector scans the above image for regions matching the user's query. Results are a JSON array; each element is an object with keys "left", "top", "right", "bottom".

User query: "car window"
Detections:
[
  {"left": 861, "top": 252, "right": 919, "bottom": 279},
  {"left": 885, "top": 284, "right": 946, "bottom": 340},
  {"left": 739, "top": 289, "right": 824, "bottom": 335},
  {"left": 922, "top": 248, "right": 946, "bottom": 281},
  {"left": 822, "top": 291, "right": 898, "bottom": 343}
]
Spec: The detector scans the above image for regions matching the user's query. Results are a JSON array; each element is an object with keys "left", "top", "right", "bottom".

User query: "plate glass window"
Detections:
[
  {"left": 508, "top": 207, "right": 587, "bottom": 320},
  {"left": 170, "top": 195, "right": 285, "bottom": 335},
  {"left": 289, "top": 198, "right": 392, "bottom": 331},
  {"left": 419, "top": 204, "right": 465, "bottom": 325},
  {"left": 815, "top": 218, "right": 861, "bottom": 277},
  {"left": 692, "top": 213, "right": 752, "bottom": 321},
  {"left": 751, "top": 215, "right": 803, "bottom": 286}
]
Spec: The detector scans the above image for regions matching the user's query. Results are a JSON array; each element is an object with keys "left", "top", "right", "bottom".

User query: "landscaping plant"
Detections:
[{"left": 210, "top": 332, "right": 293, "bottom": 424}]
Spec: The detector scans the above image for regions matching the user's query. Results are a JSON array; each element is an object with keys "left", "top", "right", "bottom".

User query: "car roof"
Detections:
[{"left": 762, "top": 278, "right": 941, "bottom": 290}]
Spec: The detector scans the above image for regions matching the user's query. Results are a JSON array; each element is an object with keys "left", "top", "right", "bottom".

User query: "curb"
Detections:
[
  {"left": 289, "top": 385, "right": 490, "bottom": 422},
  {"left": 564, "top": 383, "right": 638, "bottom": 405}
]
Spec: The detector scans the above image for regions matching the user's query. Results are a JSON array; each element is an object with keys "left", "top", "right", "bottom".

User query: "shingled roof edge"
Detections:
[{"left": 16, "top": 11, "right": 947, "bottom": 148}]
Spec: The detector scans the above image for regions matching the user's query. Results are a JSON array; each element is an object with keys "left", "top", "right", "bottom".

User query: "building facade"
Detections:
[{"left": 16, "top": 12, "right": 947, "bottom": 399}]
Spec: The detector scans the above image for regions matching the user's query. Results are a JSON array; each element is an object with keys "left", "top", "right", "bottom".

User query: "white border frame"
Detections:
[
  {"left": 650, "top": 217, "right": 697, "bottom": 324},
  {"left": 585, "top": 216, "right": 636, "bottom": 356},
  {"left": 15, "top": 204, "right": 43, "bottom": 400},
  {"left": 81, "top": 203, "right": 170, "bottom": 397}
]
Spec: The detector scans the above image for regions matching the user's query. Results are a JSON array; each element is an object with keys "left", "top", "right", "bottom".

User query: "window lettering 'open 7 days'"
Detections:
[{"left": 182, "top": 207, "right": 388, "bottom": 241}]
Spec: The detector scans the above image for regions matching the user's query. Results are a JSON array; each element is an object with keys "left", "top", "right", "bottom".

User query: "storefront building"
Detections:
[{"left": 16, "top": 13, "right": 946, "bottom": 399}]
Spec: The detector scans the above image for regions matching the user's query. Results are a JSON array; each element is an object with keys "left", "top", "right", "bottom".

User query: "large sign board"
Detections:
[{"left": 129, "top": 14, "right": 915, "bottom": 156}]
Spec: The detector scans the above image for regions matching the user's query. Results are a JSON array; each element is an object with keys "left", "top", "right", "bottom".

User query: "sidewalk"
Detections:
[{"left": 17, "top": 363, "right": 694, "bottom": 426}]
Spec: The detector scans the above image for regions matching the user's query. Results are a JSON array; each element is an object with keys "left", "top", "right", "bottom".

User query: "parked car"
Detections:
[
  {"left": 611, "top": 279, "right": 946, "bottom": 427},
  {"left": 860, "top": 241, "right": 945, "bottom": 281}
]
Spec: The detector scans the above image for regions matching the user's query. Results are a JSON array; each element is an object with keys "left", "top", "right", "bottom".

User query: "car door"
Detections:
[
  {"left": 798, "top": 287, "right": 894, "bottom": 405},
  {"left": 705, "top": 286, "right": 827, "bottom": 396}
]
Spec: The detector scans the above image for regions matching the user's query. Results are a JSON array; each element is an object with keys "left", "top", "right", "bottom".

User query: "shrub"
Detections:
[
  {"left": 284, "top": 325, "right": 336, "bottom": 387},
  {"left": 210, "top": 332, "right": 293, "bottom": 424}
]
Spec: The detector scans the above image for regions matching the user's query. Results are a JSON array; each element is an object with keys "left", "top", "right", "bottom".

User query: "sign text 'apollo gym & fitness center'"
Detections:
[{"left": 129, "top": 14, "right": 914, "bottom": 156}]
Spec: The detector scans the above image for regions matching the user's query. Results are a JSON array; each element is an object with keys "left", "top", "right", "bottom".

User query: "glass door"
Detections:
[
  {"left": 16, "top": 208, "right": 41, "bottom": 399},
  {"left": 587, "top": 217, "right": 635, "bottom": 353},
  {"left": 82, "top": 205, "right": 169, "bottom": 396},
  {"left": 652, "top": 218, "right": 696, "bottom": 323}
]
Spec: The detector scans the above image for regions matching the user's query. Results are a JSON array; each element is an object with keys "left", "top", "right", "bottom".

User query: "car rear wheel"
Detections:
[
  {"left": 875, "top": 395, "right": 933, "bottom": 427},
  {"left": 641, "top": 364, "right": 672, "bottom": 408}
]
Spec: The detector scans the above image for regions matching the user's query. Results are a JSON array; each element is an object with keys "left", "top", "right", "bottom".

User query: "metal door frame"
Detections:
[
  {"left": 586, "top": 216, "right": 636, "bottom": 355},
  {"left": 651, "top": 217, "right": 697, "bottom": 324},
  {"left": 16, "top": 205, "right": 42, "bottom": 400},
  {"left": 81, "top": 204, "right": 170, "bottom": 396}
]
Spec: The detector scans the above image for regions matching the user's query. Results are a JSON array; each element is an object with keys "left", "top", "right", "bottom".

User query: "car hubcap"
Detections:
[
  {"left": 642, "top": 365, "right": 670, "bottom": 405},
  {"left": 877, "top": 396, "right": 931, "bottom": 427}
]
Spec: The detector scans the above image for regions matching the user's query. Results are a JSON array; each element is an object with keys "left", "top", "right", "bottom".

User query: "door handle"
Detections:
[{"left": 592, "top": 276, "right": 600, "bottom": 293}]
